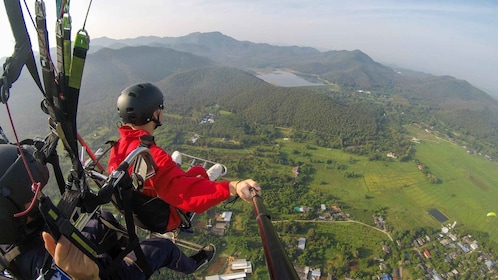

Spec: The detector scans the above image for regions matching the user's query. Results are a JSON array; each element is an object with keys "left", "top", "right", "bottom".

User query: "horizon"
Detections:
[{"left": 1, "top": 1, "right": 497, "bottom": 95}]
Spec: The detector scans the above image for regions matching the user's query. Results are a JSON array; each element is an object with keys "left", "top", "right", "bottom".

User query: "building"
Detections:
[
  {"left": 231, "top": 259, "right": 253, "bottom": 274},
  {"left": 212, "top": 212, "right": 233, "bottom": 236},
  {"left": 387, "top": 152, "right": 397, "bottom": 158},
  {"left": 424, "top": 248, "right": 431, "bottom": 259},
  {"left": 330, "top": 205, "right": 341, "bottom": 212},
  {"left": 298, "top": 237, "right": 306, "bottom": 250},
  {"left": 220, "top": 211, "right": 233, "bottom": 222},
  {"left": 205, "top": 272, "right": 247, "bottom": 280},
  {"left": 310, "top": 267, "right": 321, "bottom": 279},
  {"left": 292, "top": 166, "right": 300, "bottom": 178}
]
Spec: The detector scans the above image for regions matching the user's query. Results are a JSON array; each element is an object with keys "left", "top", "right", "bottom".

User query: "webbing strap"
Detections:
[
  {"left": 119, "top": 177, "right": 153, "bottom": 277},
  {"left": 69, "top": 30, "right": 89, "bottom": 90},
  {"left": 39, "top": 196, "right": 100, "bottom": 262},
  {"left": 1, "top": 0, "right": 45, "bottom": 102},
  {"left": 35, "top": 1, "right": 59, "bottom": 109},
  {"left": 63, "top": 29, "right": 90, "bottom": 137},
  {"left": 0, "top": 246, "right": 20, "bottom": 271},
  {"left": 57, "top": 190, "right": 82, "bottom": 219},
  {"left": 55, "top": 1, "right": 71, "bottom": 82}
]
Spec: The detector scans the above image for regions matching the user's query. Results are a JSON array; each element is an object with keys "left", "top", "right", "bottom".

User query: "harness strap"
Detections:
[
  {"left": 69, "top": 30, "right": 89, "bottom": 90},
  {"left": 138, "top": 136, "right": 194, "bottom": 232},
  {"left": 39, "top": 196, "right": 100, "bottom": 262},
  {"left": 0, "top": 246, "right": 20, "bottom": 271},
  {"left": 103, "top": 173, "right": 153, "bottom": 278},
  {"left": 55, "top": 1, "right": 71, "bottom": 83},
  {"left": 35, "top": 0, "right": 62, "bottom": 122},
  {"left": 139, "top": 135, "right": 155, "bottom": 148},
  {"left": 40, "top": 251, "right": 56, "bottom": 280},
  {"left": 1, "top": 0, "right": 45, "bottom": 103}
]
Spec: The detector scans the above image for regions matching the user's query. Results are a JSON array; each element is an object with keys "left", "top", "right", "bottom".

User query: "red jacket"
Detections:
[{"left": 108, "top": 126, "right": 230, "bottom": 231}]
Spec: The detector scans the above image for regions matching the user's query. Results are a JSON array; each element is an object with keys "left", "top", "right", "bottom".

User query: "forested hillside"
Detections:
[
  {"left": 158, "top": 67, "right": 386, "bottom": 147},
  {"left": 2, "top": 32, "right": 498, "bottom": 160},
  {"left": 3, "top": 30, "right": 498, "bottom": 280},
  {"left": 89, "top": 32, "right": 498, "bottom": 157}
]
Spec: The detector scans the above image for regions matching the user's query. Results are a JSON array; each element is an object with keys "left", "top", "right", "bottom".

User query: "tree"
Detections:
[{"left": 307, "top": 228, "right": 316, "bottom": 240}]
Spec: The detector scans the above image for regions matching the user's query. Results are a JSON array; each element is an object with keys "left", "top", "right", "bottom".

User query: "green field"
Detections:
[{"left": 274, "top": 126, "right": 498, "bottom": 242}]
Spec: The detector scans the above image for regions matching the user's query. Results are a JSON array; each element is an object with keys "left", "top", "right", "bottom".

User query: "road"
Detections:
[{"left": 274, "top": 218, "right": 394, "bottom": 241}]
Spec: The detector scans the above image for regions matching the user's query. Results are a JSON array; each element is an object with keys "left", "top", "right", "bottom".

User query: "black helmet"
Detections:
[
  {"left": 117, "top": 83, "right": 164, "bottom": 126},
  {"left": 0, "top": 144, "right": 49, "bottom": 244}
]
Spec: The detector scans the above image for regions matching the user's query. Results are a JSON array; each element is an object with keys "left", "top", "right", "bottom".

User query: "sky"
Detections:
[{"left": 1, "top": 0, "right": 497, "bottom": 95}]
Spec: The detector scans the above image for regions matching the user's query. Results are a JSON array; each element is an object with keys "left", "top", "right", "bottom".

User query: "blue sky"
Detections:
[{"left": 1, "top": 0, "right": 497, "bottom": 94}]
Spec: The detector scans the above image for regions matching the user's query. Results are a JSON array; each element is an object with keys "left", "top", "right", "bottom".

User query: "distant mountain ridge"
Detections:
[
  {"left": 91, "top": 32, "right": 491, "bottom": 95},
  {"left": 80, "top": 32, "right": 498, "bottom": 157},
  {"left": 2, "top": 31, "right": 497, "bottom": 158}
]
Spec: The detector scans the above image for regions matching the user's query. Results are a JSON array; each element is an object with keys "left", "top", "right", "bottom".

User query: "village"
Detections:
[
  {"left": 201, "top": 202, "right": 497, "bottom": 280},
  {"left": 194, "top": 118, "right": 496, "bottom": 280},
  {"left": 406, "top": 221, "right": 497, "bottom": 280}
]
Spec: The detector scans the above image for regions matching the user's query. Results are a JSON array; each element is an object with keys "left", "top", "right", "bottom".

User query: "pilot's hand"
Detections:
[
  {"left": 230, "top": 179, "right": 261, "bottom": 202},
  {"left": 42, "top": 232, "right": 100, "bottom": 280}
]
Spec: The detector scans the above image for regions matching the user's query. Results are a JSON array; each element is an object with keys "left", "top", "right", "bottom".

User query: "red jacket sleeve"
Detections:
[{"left": 150, "top": 146, "right": 230, "bottom": 213}]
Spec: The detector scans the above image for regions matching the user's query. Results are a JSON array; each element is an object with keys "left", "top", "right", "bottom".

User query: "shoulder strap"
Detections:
[
  {"left": 103, "top": 182, "right": 153, "bottom": 279},
  {"left": 139, "top": 135, "right": 154, "bottom": 148},
  {"left": 0, "top": 246, "right": 20, "bottom": 272}
]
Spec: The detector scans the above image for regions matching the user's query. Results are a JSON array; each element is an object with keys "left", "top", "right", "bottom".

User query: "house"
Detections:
[
  {"left": 292, "top": 166, "right": 300, "bottom": 178},
  {"left": 220, "top": 211, "right": 233, "bottom": 222},
  {"left": 294, "top": 206, "right": 311, "bottom": 213},
  {"left": 205, "top": 272, "right": 247, "bottom": 280},
  {"left": 294, "top": 206, "right": 304, "bottom": 213},
  {"left": 485, "top": 260, "right": 495, "bottom": 270},
  {"left": 448, "top": 233, "right": 458, "bottom": 241},
  {"left": 392, "top": 267, "right": 400, "bottom": 280},
  {"left": 310, "top": 267, "right": 321, "bottom": 279},
  {"left": 190, "top": 134, "right": 200, "bottom": 143},
  {"left": 330, "top": 205, "right": 341, "bottom": 212},
  {"left": 298, "top": 237, "right": 306, "bottom": 250},
  {"left": 212, "top": 222, "right": 227, "bottom": 236},
  {"left": 382, "top": 245, "right": 391, "bottom": 254},
  {"left": 211, "top": 212, "right": 233, "bottom": 236},
  {"left": 470, "top": 241, "right": 479, "bottom": 250},
  {"left": 387, "top": 152, "right": 397, "bottom": 158},
  {"left": 424, "top": 248, "right": 431, "bottom": 259},
  {"left": 321, "top": 204, "right": 327, "bottom": 211},
  {"left": 231, "top": 259, "right": 253, "bottom": 274},
  {"left": 303, "top": 267, "right": 321, "bottom": 280}
]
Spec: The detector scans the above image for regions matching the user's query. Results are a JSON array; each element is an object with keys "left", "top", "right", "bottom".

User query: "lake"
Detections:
[{"left": 256, "top": 70, "right": 324, "bottom": 87}]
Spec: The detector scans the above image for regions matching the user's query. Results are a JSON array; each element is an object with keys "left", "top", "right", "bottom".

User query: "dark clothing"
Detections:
[
  {"left": 1, "top": 211, "right": 198, "bottom": 280},
  {"left": 85, "top": 211, "right": 199, "bottom": 280},
  {"left": 1, "top": 235, "right": 48, "bottom": 280},
  {"left": 0, "top": 212, "right": 51, "bottom": 280}
]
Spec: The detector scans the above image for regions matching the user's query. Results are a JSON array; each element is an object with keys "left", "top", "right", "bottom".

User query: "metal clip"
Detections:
[{"left": 1, "top": 75, "right": 10, "bottom": 104}]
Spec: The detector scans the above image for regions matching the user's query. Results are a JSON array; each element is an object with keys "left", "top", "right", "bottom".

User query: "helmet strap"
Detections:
[
  {"left": 153, "top": 119, "right": 162, "bottom": 129},
  {"left": 151, "top": 109, "right": 162, "bottom": 129}
]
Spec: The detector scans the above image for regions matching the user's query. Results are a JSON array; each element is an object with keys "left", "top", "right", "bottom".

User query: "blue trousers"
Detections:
[{"left": 82, "top": 211, "right": 199, "bottom": 280}]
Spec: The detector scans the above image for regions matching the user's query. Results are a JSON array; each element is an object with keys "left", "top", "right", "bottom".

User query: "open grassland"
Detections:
[{"left": 274, "top": 126, "right": 498, "bottom": 242}]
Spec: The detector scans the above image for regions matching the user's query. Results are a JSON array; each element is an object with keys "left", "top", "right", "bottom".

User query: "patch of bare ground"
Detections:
[{"left": 206, "top": 254, "right": 228, "bottom": 275}]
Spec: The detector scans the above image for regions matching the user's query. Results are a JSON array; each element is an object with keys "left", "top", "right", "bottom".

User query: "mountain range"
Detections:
[{"left": 1, "top": 31, "right": 497, "bottom": 158}]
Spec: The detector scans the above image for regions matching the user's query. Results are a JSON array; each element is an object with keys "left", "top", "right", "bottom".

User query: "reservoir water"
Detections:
[{"left": 256, "top": 70, "right": 324, "bottom": 87}]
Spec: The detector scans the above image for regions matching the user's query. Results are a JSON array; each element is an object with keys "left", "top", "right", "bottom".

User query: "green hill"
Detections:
[
  {"left": 158, "top": 66, "right": 386, "bottom": 147},
  {"left": 88, "top": 33, "right": 498, "bottom": 158},
  {"left": 3, "top": 32, "right": 498, "bottom": 279}
]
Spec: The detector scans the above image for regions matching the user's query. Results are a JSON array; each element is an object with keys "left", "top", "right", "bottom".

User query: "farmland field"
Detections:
[{"left": 274, "top": 125, "right": 498, "bottom": 242}]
